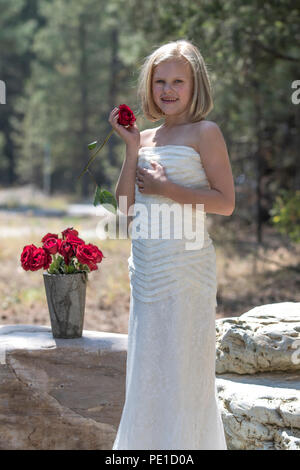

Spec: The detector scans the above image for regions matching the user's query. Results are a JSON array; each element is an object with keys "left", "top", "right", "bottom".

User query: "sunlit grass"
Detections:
[
  {"left": 0, "top": 208, "right": 299, "bottom": 332},
  {"left": 19, "top": 287, "right": 45, "bottom": 304},
  {"left": 1, "top": 292, "right": 21, "bottom": 311}
]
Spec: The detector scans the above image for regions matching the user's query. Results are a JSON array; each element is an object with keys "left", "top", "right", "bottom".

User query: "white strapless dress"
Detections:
[{"left": 112, "top": 145, "right": 227, "bottom": 450}]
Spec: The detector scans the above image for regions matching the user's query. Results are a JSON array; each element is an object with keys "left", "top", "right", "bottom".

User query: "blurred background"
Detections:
[{"left": 0, "top": 0, "right": 299, "bottom": 333}]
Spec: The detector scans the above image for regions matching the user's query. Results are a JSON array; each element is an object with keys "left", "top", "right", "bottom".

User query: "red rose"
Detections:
[
  {"left": 90, "top": 245, "right": 104, "bottom": 263},
  {"left": 21, "top": 244, "right": 37, "bottom": 271},
  {"left": 62, "top": 227, "right": 79, "bottom": 240},
  {"left": 59, "top": 240, "right": 75, "bottom": 265},
  {"left": 21, "top": 245, "right": 52, "bottom": 271},
  {"left": 66, "top": 234, "right": 85, "bottom": 253},
  {"left": 117, "top": 104, "right": 136, "bottom": 127},
  {"left": 76, "top": 243, "right": 105, "bottom": 271},
  {"left": 31, "top": 247, "right": 52, "bottom": 271},
  {"left": 41, "top": 233, "right": 59, "bottom": 243},
  {"left": 43, "top": 237, "right": 61, "bottom": 255}
]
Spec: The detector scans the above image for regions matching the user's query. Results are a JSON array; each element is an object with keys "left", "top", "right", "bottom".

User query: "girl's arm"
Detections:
[
  {"left": 115, "top": 144, "right": 139, "bottom": 216},
  {"left": 161, "top": 122, "right": 235, "bottom": 216},
  {"left": 107, "top": 107, "right": 141, "bottom": 217}
]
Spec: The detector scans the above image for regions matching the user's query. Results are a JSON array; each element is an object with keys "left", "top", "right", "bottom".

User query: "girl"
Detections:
[{"left": 110, "top": 39, "right": 234, "bottom": 450}]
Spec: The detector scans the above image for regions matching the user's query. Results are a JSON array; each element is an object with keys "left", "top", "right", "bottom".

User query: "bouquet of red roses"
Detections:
[{"left": 20, "top": 227, "right": 105, "bottom": 277}]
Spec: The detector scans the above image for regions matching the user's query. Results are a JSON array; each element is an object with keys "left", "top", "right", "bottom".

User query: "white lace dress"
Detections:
[{"left": 112, "top": 145, "right": 227, "bottom": 450}]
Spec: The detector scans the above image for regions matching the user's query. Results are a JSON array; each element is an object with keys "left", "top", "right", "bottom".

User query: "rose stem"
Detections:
[{"left": 77, "top": 128, "right": 115, "bottom": 180}]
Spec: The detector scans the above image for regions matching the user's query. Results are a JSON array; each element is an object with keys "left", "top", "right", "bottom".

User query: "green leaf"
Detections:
[
  {"left": 93, "top": 186, "right": 102, "bottom": 206},
  {"left": 98, "top": 189, "right": 118, "bottom": 214},
  {"left": 80, "top": 263, "right": 90, "bottom": 272},
  {"left": 93, "top": 186, "right": 117, "bottom": 214},
  {"left": 49, "top": 255, "right": 63, "bottom": 273},
  {"left": 88, "top": 140, "right": 97, "bottom": 150},
  {"left": 67, "top": 264, "right": 76, "bottom": 274},
  {"left": 48, "top": 264, "right": 59, "bottom": 275}
]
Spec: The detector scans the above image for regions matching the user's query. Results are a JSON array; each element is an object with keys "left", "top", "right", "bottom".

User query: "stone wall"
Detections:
[
  {"left": 215, "top": 302, "right": 300, "bottom": 450},
  {"left": 0, "top": 325, "right": 127, "bottom": 450},
  {"left": 0, "top": 301, "right": 299, "bottom": 450}
]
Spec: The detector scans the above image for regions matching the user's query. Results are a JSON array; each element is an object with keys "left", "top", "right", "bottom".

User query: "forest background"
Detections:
[{"left": 0, "top": 0, "right": 299, "bottom": 332}]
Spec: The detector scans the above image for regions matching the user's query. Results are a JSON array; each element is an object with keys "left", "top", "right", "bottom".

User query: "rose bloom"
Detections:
[
  {"left": 62, "top": 227, "right": 79, "bottom": 240},
  {"left": 66, "top": 234, "right": 85, "bottom": 254},
  {"left": 43, "top": 237, "right": 61, "bottom": 255},
  {"left": 21, "top": 244, "right": 37, "bottom": 271},
  {"left": 59, "top": 240, "right": 75, "bottom": 265},
  {"left": 21, "top": 245, "right": 52, "bottom": 271},
  {"left": 117, "top": 104, "right": 136, "bottom": 127},
  {"left": 41, "top": 232, "right": 59, "bottom": 243},
  {"left": 31, "top": 248, "right": 52, "bottom": 271},
  {"left": 76, "top": 243, "right": 104, "bottom": 271}
]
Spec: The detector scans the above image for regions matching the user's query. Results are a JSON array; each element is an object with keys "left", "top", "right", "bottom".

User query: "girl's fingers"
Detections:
[{"left": 109, "top": 108, "right": 119, "bottom": 119}]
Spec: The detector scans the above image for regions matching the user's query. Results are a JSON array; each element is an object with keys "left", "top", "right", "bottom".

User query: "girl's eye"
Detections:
[{"left": 156, "top": 80, "right": 182, "bottom": 83}]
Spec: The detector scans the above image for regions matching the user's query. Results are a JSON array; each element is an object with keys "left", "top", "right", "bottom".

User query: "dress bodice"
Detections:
[
  {"left": 128, "top": 144, "right": 216, "bottom": 302},
  {"left": 137, "top": 144, "right": 211, "bottom": 193},
  {"left": 132, "top": 145, "right": 212, "bottom": 248}
]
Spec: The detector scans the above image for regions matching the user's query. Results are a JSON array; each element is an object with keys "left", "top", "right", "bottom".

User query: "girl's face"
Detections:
[{"left": 152, "top": 59, "right": 194, "bottom": 119}]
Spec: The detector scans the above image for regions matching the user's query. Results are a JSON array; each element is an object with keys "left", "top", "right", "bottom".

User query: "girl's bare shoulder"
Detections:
[
  {"left": 186, "top": 120, "right": 217, "bottom": 153},
  {"left": 194, "top": 119, "right": 220, "bottom": 134},
  {"left": 139, "top": 128, "right": 156, "bottom": 148},
  {"left": 139, "top": 121, "right": 221, "bottom": 150},
  {"left": 193, "top": 120, "right": 224, "bottom": 151}
]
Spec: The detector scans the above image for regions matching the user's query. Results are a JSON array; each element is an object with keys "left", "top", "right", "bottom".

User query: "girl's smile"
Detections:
[{"left": 161, "top": 98, "right": 179, "bottom": 104}]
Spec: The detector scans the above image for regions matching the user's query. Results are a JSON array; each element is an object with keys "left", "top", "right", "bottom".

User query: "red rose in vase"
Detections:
[
  {"left": 66, "top": 234, "right": 85, "bottom": 253},
  {"left": 31, "top": 248, "right": 52, "bottom": 271},
  {"left": 76, "top": 243, "right": 105, "bottom": 271},
  {"left": 21, "top": 227, "right": 104, "bottom": 275},
  {"left": 41, "top": 233, "right": 59, "bottom": 243},
  {"left": 20, "top": 245, "right": 52, "bottom": 271},
  {"left": 58, "top": 240, "right": 76, "bottom": 265},
  {"left": 62, "top": 227, "right": 79, "bottom": 239},
  {"left": 21, "top": 244, "right": 37, "bottom": 271},
  {"left": 42, "top": 237, "right": 61, "bottom": 255}
]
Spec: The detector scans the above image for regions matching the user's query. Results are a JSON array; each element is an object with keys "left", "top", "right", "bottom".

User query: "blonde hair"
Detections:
[{"left": 137, "top": 39, "right": 213, "bottom": 123}]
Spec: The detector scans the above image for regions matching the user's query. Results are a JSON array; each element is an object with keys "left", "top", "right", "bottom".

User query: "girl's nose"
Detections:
[{"left": 164, "top": 83, "right": 174, "bottom": 92}]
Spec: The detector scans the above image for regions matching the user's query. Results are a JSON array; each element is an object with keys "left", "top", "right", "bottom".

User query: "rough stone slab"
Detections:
[
  {"left": 216, "top": 371, "right": 300, "bottom": 450},
  {"left": 2, "top": 320, "right": 300, "bottom": 450},
  {"left": 216, "top": 302, "right": 300, "bottom": 375},
  {"left": 0, "top": 324, "right": 127, "bottom": 450}
]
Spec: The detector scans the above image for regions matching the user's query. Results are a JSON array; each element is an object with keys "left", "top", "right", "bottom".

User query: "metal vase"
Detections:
[{"left": 43, "top": 271, "right": 87, "bottom": 339}]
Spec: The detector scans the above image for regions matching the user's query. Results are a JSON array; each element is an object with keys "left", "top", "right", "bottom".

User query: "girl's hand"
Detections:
[
  {"left": 108, "top": 107, "right": 140, "bottom": 150},
  {"left": 136, "top": 161, "right": 169, "bottom": 196}
]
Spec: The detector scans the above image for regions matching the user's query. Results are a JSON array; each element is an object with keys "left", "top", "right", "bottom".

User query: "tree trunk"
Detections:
[
  {"left": 107, "top": 28, "right": 119, "bottom": 167},
  {"left": 252, "top": 41, "right": 263, "bottom": 245},
  {"left": 78, "top": 14, "right": 90, "bottom": 199}
]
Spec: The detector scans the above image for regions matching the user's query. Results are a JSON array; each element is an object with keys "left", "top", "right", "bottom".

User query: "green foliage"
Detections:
[
  {"left": 13, "top": 0, "right": 122, "bottom": 196},
  {"left": 48, "top": 254, "right": 64, "bottom": 274},
  {"left": 48, "top": 254, "right": 91, "bottom": 275},
  {"left": 270, "top": 190, "right": 300, "bottom": 243},
  {"left": 0, "top": 0, "right": 299, "bottom": 239},
  {"left": 93, "top": 186, "right": 117, "bottom": 214},
  {"left": 88, "top": 141, "right": 97, "bottom": 150}
]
